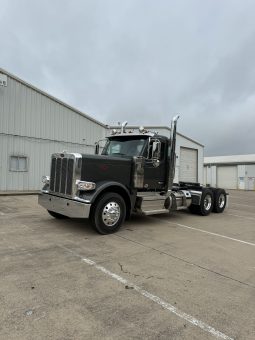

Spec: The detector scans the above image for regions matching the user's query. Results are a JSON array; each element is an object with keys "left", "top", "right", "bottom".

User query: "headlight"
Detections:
[
  {"left": 76, "top": 180, "right": 96, "bottom": 191},
  {"left": 42, "top": 176, "right": 50, "bottom": 184}
]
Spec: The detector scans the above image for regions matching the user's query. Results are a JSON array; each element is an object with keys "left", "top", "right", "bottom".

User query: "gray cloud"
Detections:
[{"left": 1, "top": 0, "right": 255, "bottom": 155}]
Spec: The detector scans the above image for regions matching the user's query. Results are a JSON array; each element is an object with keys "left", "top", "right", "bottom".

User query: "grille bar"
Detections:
[{"left": 49, "top": 155, "right": 76, "bottom": 196}]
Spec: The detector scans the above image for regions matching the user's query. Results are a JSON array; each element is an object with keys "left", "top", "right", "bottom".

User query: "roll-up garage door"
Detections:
[
  {"left": 179, "top": 147, "right": 198, "bottom": 182},
  {"left": 217, "top": 166, "right": 237, "bottom": 189}
]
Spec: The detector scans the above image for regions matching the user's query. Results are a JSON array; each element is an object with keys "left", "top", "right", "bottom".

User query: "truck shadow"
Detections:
[
  {"left": 46, "top": 209, "right": 191, "bottom": 236},
  {"left": 46, "top": 216, "right": 95, "bottom": 235}
]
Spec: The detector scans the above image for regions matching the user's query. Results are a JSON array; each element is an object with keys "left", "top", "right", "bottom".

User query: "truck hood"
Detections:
[{"left": 80, "top": 154, "right": 133, "bottom": 188}]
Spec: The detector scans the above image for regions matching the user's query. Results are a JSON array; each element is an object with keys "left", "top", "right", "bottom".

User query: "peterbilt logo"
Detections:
[{"left": 99, "top": 164, "right": 109, "bottom": 171}]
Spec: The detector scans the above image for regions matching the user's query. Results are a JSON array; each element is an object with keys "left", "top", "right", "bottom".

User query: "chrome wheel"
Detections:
[
  {"left": 218, "top": 193, "right": 225, "bottom": 209},
  {"left": 102, "top": 201, "right": 120, "bottom": 227},
  {"left": 204, "top": 194, "right": 212, "bottom": 211}
]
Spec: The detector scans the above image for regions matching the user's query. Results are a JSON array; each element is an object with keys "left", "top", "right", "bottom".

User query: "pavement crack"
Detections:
[
  {"left": 118, "top": 262, "right": 163, "bottom": 280},
  {"left": 115, "top": 234, "right": 255, "bottom": 289}
]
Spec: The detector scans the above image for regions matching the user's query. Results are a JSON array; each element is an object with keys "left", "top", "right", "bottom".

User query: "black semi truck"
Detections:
[{"left": 38, "top": 116, "right": 227, "bottom": 234}]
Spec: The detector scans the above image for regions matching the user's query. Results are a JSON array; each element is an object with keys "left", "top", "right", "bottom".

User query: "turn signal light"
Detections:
[{"left": 76, "top": 180, "right": 96, "bottom": 191}]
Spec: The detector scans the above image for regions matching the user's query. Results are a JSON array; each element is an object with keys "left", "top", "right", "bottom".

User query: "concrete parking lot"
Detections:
[{"left": 0, "top": 190, "right": 254, "bottom": 340}]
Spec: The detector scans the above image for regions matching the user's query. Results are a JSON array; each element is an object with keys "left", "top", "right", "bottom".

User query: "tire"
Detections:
[
  {"left": 213, "top": 189, "right": 227, "bottom": 213},
  {"left": 91, "top": 192, "right": 126, "bottom": 234},
  {"left": 197, "top": 188, "right": 214, "bottom": 216},
  {"left": 47, "top": 210, "right": 68, "bottom": 219}
]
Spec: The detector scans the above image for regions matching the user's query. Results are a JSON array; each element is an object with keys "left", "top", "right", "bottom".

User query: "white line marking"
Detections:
[
  {"left": 227, "top": 213, "right": 255, "bottom": 221},
  {"left": 61, "top": 246, "right": 233, "bottom": 340},
  {"left": 162, "top": 221, "right": 255, "bottom": 247},
  {"left": 231, "top": 202, "right": 254, "bottom": 208}
]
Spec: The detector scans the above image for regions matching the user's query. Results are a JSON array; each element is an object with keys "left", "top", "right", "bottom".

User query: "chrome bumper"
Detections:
[{"left": 38, "top": 193, "right": 91, "bottom": 218}]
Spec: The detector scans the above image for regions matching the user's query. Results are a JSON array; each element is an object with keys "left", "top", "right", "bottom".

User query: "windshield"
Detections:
[{"left": 102, "top": 137, "right": 147, "bottom": 157}]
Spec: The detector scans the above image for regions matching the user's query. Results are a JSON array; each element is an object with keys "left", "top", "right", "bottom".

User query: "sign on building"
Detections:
[{"left": 0, "top": 73, "right": 7, "bottom": 87}]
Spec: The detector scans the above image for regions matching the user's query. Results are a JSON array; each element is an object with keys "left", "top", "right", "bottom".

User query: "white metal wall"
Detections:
[
  {"left": 246, "top": 165, "right": 255, "bottom": 190},
  {"left": 0, "top": 71, "right": 106, "bottom": 191},
  {"left": 0, "top": 73, "right": 106, "bottom": 147},
  {"left": 0, "top": 134, "right": 96, "bottom": 191},
  {"left": 204, "top": 163, "right": 255, "bottom": 190}
]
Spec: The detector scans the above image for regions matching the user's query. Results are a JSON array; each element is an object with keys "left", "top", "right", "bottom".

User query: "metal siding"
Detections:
[
  {"left": 245, "top": 165, "right": 255, "bottom": 190},
  {"left": 179, "top": 147, "right": 198, "bottom": 182},
  {"left": 0, "top": 75, "right": 106, "bottom": 148},
  {"left": 203, "top": 167, "right": 207, "bottom": 185},
  {"left": 0, "top": 73, "right": 105, "bottom": 192},
  {"left": 0, "top": 134, "right": 95, "bottom": 191},
  {"left": 217, "top": 166, "right": 238, "bottom": 189}
]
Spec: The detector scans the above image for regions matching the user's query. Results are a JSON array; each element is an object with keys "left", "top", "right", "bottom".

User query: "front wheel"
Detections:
[{"left": 91, "top": 192, "right": 126, "bottom": 234}]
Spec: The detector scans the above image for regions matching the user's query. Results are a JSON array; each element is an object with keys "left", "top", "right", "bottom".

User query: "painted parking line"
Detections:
[
  {"left": 61, "top": 246, "right": 233, "bottom": 340},
  {"left": 230, "top": 202, "right": 254, "bottom": 208},
  {"left": 227, "top": 213, "right": 255, "bottom": 221},
  {"left": 151, "top": 218, "right": 255, "bottom": 247}
]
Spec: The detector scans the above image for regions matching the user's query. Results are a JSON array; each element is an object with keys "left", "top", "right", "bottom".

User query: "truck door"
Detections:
[{"left": 143, "top": 140, "right": 166, "bottom": 190}]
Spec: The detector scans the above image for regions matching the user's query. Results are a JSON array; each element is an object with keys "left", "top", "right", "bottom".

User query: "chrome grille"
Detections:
[{"left": 49, "top": 155, "right": 75, "bottom": 196}]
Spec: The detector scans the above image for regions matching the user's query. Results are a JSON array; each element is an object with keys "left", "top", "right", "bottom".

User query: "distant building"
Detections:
[
  {"left": 204, "top": 154, "right": 255, "bottom": 190},
  {"left": 0, "top": 68, "right": 204, "bottom": 192}
]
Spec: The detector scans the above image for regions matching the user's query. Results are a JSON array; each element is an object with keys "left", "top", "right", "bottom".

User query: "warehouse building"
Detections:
[
  {"left": 0, "top": 68, "right": 204, "bottom": 192},
  {"left": 204, "top": 154, "right": 255, "bottom": 190},
  {"left": 0, "top": 68, "right": 106, "bottom": 192}
]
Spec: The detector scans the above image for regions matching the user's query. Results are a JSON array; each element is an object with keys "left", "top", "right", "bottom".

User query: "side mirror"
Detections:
[
  {"left": 151, "top": 141, "right": 161, "bottom": 167},
  {"left": 95, "top": 143, "right": 99, "bottom": 155},
  {"left": 95, "top": 138, "right": 107, "bottom": 154}
]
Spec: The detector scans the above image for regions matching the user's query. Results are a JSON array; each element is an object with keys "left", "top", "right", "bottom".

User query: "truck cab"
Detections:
[{"left": 38, "top": 116, "right": 228, "bottom": 234}]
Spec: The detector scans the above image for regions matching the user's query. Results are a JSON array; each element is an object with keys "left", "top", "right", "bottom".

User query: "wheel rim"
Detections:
[
  {"left": 102, "top": 201, "right": 120, "bottom": 227},
  {"left": 204, "top": 194, "right": 212, "bottom": 211},
  {"left": 218, "top": 193, "right": 225, "bottom": 208}
]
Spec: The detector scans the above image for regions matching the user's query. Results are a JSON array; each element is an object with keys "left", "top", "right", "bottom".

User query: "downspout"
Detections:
[{"left": 167, "top": 115, "right": 180, "bottom": 191}]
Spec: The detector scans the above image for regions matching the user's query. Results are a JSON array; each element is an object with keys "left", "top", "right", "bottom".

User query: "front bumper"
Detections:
[{"left": 38, "top": 193, "right": 91, "bottom": 218}]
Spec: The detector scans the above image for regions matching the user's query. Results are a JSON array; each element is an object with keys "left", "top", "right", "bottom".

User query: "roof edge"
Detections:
[
  {"left": 0, "top": 67, "right": 106, "bottom": 128},
  {"left": 204, "top": 154, "right": 255, "bottom": 165}
]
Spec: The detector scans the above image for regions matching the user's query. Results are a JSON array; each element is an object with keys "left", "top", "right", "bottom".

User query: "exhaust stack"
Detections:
[
  {"left": 168, "top": 114, "right": 180, "bottom": 190},
  {"left": 121, "top": 121, "right": 128, "bottom": 134}
]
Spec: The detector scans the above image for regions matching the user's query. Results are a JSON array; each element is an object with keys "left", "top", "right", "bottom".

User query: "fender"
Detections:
[{"left": 80, "top": 181, "right": 135, "bottom": 209}]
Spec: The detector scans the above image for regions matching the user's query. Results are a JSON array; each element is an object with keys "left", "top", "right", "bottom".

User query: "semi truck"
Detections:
[{"left": 38, "top": 115, "right": 227, "bottom": 234}]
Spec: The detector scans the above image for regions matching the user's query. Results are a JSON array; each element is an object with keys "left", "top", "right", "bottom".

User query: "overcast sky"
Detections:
[{"left": 1, "top": 0, "right": 255, "bottom": 156}]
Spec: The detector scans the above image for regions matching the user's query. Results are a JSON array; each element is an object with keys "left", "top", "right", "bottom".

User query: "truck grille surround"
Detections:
[{"left": 49, "top": 153, "right": 82, "bottom": 197}]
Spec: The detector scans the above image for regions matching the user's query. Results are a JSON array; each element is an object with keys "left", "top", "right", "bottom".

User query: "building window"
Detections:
[{"left": 9, "top": 156, "right": 28, "bottom": 172}]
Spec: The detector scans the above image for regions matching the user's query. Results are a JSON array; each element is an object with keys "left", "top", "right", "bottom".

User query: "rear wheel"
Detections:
[
  {"left": 213, "top": 189, "right": 227, "bottom": 213},
  {"left": 197, "top": 188, "right": 214, "bottom": 216},
  {"left": 47, "top": 210, "right": 68, "bottom": 219},
  {"left": 91, "top": 192, "right": 126, "bottom": 234}
]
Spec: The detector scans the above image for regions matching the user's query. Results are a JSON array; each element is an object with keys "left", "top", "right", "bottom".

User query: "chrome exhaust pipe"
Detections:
[
  {"left": 168, "top": 114, "right": 180, "bottom": 190},
  {"left": 121, "top": 121, "right": 128, "bottom": 134}
]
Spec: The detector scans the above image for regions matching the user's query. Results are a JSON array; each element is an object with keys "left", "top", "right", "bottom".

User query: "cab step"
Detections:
[{"left": 135, "top": 192, "right": 170, "bottom": 215}]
